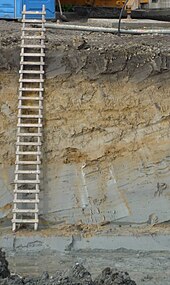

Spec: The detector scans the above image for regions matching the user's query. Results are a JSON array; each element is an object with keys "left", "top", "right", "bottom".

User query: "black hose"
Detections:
[{"left": 118, "top": 0, "right": 129, "bottom": 36}]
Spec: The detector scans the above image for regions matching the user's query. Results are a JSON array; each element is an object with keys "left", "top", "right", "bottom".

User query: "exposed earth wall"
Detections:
[{"left": 0, "top": 25, "right": 170, "bottom": 227}]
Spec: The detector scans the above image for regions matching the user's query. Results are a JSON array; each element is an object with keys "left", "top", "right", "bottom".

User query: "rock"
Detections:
[
  {"left": 0, "top": 249, "right": 10, "bottom": 279},
  {"left": 4, "top": 275, "right": 23, "bottom": 285},
  {"left": 94, "top": 267, "right": 136, "bottom": 285},
  {"left": 41, "top": 272, "right": 49, "bottom": 281},
  {"left": 65, "top": 263, "right": 93, "bottom": 285}
]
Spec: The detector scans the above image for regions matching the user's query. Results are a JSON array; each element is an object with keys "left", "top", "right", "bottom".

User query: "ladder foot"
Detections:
[
  {"left": 12, "top": 223, "right": 16, "bottom": 232},
  {"left": 34, "top": 223, "right": 38, "bottom": 231}
]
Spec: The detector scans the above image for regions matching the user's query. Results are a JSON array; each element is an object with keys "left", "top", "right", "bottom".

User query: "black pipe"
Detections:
[{"left": 118, "top": 0, "right": 129, "bottom": 36}]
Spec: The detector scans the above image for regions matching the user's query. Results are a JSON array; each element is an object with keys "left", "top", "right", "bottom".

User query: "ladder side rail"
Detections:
[
  {"left": 12, "top": 4, "right": 27, "bottom": 232},
  {"left": 34, "top": 5, "right": 46, "bottom": 231}
]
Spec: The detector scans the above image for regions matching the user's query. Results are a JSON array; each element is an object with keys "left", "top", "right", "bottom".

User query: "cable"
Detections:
[{"left": 118, "top": 0, "right": 129, "bottom": 36}]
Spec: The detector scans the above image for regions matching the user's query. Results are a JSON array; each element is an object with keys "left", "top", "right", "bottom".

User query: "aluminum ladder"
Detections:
[{"left": 12, "top": 5, "right": 46, "bottom": 232}]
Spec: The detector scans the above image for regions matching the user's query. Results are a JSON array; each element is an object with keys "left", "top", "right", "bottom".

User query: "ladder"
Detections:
[{"left": 12, "top": 5, "right": 46, "bottom": 231}]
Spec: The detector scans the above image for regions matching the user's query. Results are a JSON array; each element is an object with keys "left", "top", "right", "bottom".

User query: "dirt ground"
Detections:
[{"left": 0, "top": 19, "right": 170, "bottom": 51}]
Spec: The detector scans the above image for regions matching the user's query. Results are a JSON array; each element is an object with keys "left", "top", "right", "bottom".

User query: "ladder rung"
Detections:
[
  {"left": 19, "top": 88, "right": 44, "bottom": 91},
  {"left": 18, "top": 115, "right": 43, "bottom": 118},
  {"left": 17, "top": 133, "right": 42, "bottom": 137},
  {"left": 13, "top": 199, "right": 39, "bottom": 204},
  {"left": 14, "top": 199, "right": 39, "bottom": 203},
  {"left": 14, "top": 180, "right": 40, "bottom": 184},
  {"left": 16, "top": 142, "right": 41, "bottom": 146},
  {"left": 22, "top": 28, "right": 46, "bottom": 32},
  {"left": 14, "top": 189, "right": 40, "bottom": 194},
  {"left": 21, "top": 36, "right": 45, "bottom": 40},
  {"left": 18, "top": 97, "right": 43, "bottom": 100},
  {"left": 19, "top": 70, "right": 44, "bottom": 74},
  {"left": 21, "top": 44, "right": 45, "bottom": 49},
  {"left": 16, "top": 161, "right": 41, "bottom": 165},
  {"left": 20, "top": 61, "right": 45, "bottom": 65},
  {"left": 20, "top": 53, "right": 45, "bottom": 57},
  {"left": 22, "top": 11, "right": 46, "bottom": 15},
  {"left": 19, "top": 79, "right": 44, "bottom": 83},
  {"left": 15, "top": 170, "right": 40, "bottom": 174},
  {"left": 17, "top": 123, "right": 42, "bottom": 127},
  {"left": 18, "top": 106, "right": 43, "bottom": 110},
  {"left": 16, "top": 151, "right": 41, "bottom": 155},
  {"left": 13, "top": 209, "right": 39, "bottom": 213},
  {"left": 22, "top": 19, "right": 46, "bottom": 23},
  {"left": 12, "top": 219, "right": 39, "bottom": 224}
]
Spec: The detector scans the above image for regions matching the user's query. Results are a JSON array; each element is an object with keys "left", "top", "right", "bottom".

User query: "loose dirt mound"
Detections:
[{"left": 0, "top": 257, "right": 136, "bottom": 285}]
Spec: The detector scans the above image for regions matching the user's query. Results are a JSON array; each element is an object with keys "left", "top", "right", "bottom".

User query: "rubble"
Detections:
[
  {"left": 0, "top": 255, "right": 136, "bottom": 285},
  {"left": 94, "top": 267, "right": 136, "bottom": 285}
]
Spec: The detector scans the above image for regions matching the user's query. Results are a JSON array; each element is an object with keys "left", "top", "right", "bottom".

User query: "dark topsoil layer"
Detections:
[
  {"left": 0, "top": 20, "right": 169, "bottom": 81},
  {"left": 0, "top": 249, "right": 136, "bottom": 285}
]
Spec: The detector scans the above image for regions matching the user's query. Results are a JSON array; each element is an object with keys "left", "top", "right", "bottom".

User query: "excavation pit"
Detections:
[{"left": 0, "top": 19, "right": 170, "bottom": 285}]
